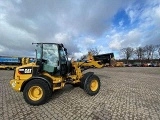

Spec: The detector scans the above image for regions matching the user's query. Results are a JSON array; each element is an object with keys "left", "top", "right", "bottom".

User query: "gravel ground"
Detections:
[{"left": 0, "top": 67, "right": 160, "bottom": 120}]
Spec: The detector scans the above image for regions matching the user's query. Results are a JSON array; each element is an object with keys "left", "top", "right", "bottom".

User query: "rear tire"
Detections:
[
  {"left": 84, "top": 75, "right": 100, "bottom": 96},
  {"left": 23, "top": 79, "right": 52, "bottom": 106}
]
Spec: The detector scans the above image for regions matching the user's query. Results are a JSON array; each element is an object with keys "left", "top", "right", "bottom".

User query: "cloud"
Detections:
[
  {"left": 50, "top": 32, "right": 79, "bottom": 54},
  {"left": 0, "top": 20, "right": 37, "bottom": 54},
  {"left": 108, "top": 0, "right": 160, "bottom": 53},
  {"left": 84, "top": 37, "right": 95, "bottom": 44},
  {"left": 125, "top": 3, "right": 142, "bottom": 24},
  {"left": 138, "top": 2, "right": 160, "bottom": 45},
  {"left": 1, "top": 0, "right": 131, "bottom": 57},
  {"left": 72, "top": 52, "right": 84, "bottom": 60},
  {"left": 0, "top": 0, "right": 160, "bottom": 60},
  {"left": 119, "top": 20, "right": 124, "bottom": 27},
  {"left": 109, "top": 38, "right": 123, "bottom": 50}
]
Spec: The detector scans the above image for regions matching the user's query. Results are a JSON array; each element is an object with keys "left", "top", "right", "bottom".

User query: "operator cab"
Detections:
[{"left": 35, "top": 43, "right": 68, "bottom": 76}]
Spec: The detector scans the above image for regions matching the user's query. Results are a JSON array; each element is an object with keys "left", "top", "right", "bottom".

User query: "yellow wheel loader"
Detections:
[
  {"left": 77, "top": 52, "right": 115, "bottom": 68},
  {"left": 10, "top": 43, "right": 100, "bottom": 105},
  {"left": 77, "top": 52, "right": 104, "bottom": 68}
]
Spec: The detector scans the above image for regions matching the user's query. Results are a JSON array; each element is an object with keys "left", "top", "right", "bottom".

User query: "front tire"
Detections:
[
  {"left": 84, "top": 75, "right": 100, "bottom": 96},
  {"left": 23, "top": 80, "right": 52, "bottom": 106}
]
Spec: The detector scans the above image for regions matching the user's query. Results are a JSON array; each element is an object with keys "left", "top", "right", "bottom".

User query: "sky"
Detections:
[{"left": 0, "top": 0, "right": 160, "bottom": 59}]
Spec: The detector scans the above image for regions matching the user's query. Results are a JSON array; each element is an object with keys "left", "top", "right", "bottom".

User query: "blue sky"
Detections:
[{"left": 0, "top": 0, "right": 160, "bottom": 59}]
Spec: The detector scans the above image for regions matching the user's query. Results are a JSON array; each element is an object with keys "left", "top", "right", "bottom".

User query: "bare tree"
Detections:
[
  {"left": 144, "top": 45, "right": 151, "bottom": 60},
  {"left": 151, "top": 45, "right": 158, "bottom": 59},
  {"left": 88, "top": 47, "right": 101, "bottom": 55},
  {"left": 121, "top": 47, "right": 134, "bottom": 63},
  {"left": 134, "top": 47, "right": 145, "bottom": 60},
  {"left": 80, "top": 54, "right": 87, "bottom": 61},
  {"left": 144, "top": 45, "right": 157, "bottom": 60},
  {"left": 156, "top": 44, "right": 160, "bottom": 59}
]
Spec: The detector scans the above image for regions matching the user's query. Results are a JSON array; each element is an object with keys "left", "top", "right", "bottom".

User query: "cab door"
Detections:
[{"left": 42, "top": 44, "right": 60, "bottom": 73}]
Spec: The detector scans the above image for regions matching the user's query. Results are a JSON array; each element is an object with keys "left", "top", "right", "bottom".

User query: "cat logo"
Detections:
[
  {"left": 24, "top": 69, "right": 32, "bottom": 73},
  {"left": 18, "top": 68, "right": 32, "bottom": 74}
]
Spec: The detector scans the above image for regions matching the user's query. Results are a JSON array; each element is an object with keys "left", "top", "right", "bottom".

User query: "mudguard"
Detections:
[{"left": 21, "top": 75, "right": 53, "bottom": 92}]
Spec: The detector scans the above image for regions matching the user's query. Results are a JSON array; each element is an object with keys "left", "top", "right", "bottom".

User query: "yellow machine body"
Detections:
[{"left": 10, "top": 61, "right": 83, "bottom": 92}]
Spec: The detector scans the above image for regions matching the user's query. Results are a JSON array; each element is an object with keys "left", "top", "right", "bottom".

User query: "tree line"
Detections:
[
  {"left": 121, "top": 44, "right": 160, "bottom": 63},
  {"left": 79, "top": 44, "right": 160, "bottom": 63}
]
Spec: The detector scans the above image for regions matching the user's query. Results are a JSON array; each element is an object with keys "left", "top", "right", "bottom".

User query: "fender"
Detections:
[
  {"left": 80, "top": 72, "right": 94, "bottom": 89},
  {"left": 21, "top": 75, "right": 53, "bottom": 92}
]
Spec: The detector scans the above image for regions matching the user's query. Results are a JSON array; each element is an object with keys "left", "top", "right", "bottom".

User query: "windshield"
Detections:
[
  {"left": 36, "top": 43, "right": 59, "bottom": 73},
  {"left": 43, "top": 44, "right": 59, "bottom": 65},
  {"left": 36, "top": 44, "right": 59, "bottom": 61}
]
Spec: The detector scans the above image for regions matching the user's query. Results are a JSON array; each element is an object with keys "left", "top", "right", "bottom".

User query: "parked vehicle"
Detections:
[{"left": 0, "top": 56, "right": 34, "bottom": 70}]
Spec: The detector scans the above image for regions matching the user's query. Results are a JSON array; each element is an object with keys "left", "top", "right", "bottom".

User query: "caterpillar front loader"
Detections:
[
  {"left": 77, "top": 52, "right": 115, "bottom": 68},
  {"left": 10, "top": 43, "right": 100, "bottom": 105},
  {"left": 77, "top": 52, "right": 104, "bottom": 68}
]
